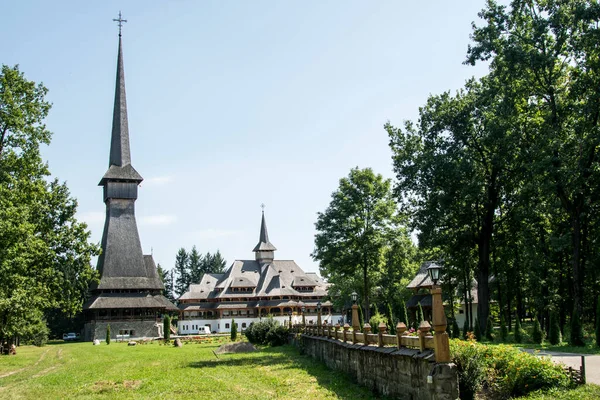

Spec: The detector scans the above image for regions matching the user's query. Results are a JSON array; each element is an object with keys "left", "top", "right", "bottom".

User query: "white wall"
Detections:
[
  {"left": 454, "top": 303, "right": 478, "bottom": 329},
  {"left": 178, "top": 314, "right": 344, "bottom": 334}
]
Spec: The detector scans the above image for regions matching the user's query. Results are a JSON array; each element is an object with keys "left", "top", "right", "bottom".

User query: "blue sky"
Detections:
[{"left": 2, "top": 1, "right": 489, "bottom": 275}]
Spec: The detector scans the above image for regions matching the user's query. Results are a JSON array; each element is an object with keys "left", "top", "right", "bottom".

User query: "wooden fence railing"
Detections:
[{"left": 292, "top": 321, "right": 436, "bottom": 352}]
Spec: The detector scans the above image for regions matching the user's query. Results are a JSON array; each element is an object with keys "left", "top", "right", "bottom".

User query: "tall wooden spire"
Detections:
[
  {"left": 93, "top": 29, "right": 159, "bottom": 290},
  {"left": 109, "top": 35, "right": 131, "bottom": 167}
]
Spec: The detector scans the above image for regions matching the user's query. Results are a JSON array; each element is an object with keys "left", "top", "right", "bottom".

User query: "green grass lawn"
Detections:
[
  {"left": 0, "top": 341, "right": 387, "bottom": 400},
  {"left": 472, "top": 321, "right": 600, "bottom": 355},
  {"left": 521, "top": 384, "right": 600, "bottom": 399}
]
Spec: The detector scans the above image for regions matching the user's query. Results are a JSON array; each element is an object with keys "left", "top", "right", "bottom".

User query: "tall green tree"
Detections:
[
  {"left": 466, "top": 0, "right": 600, "bottom": 321},
  {"left": 0, "top": 65, "right": 99, "bottom": 344},
  {"left": 188, "top": 246, "right": 203, "bottom": 284},
  {"left": 156, "top": 263, "right": 175, "bottom": 302},
  {"left": 204, "top": 250, "right": 226, "bottom": 274},
  {"left": 387, "top": 74, "right": 525, "bottom": 334},
  {"left": 312, "top": 167, "right": 407, "bottom": 321},
  {"left": 174, "top": 248, "right": 190, "bottom": 297}
]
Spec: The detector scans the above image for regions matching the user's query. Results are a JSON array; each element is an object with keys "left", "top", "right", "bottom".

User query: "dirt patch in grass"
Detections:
[
  {"left": 92, "top": 380, "right": 142, "bottom": 393},
  {"left": 215, "top": 342, "right": 257, "bottom": 354}
]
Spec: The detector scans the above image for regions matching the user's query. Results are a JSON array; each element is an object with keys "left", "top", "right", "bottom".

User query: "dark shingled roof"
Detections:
[
  {"left": 92, "top": 201, "right": 164, "bottom": 291},
  {"left": 179, "top": 259, "right": 329, "bottom": 301},
  {"left": 85, "top": 293, "right": 178, "bottom": 311},
  {"left": 253, "top": 211, "right": 277, "bottom": 252},
  {"left": 406, "top": 294, "right": 432, "bottom": 309},
  {"left": 99, "top": 164, "right": 142, "bottom": 185},
  {"left": 406, "top": 261, "right": 439, "bottom": 290}
]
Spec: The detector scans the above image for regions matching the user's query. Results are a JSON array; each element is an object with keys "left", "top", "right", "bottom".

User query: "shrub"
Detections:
[
  {"left": 532, "top": 316, "right": 544, "bottom": 344},
  {"left": 473, "top": 317, "right": 481, "bottom": 341},
  {"left": 231, "top": 319, "right": 237, "bottom": 341},
  {"left": 450, "top": 339, "right": 571, "bottom": 399},
  {"left": 369, "top": 311, "right": 387, "bottom": 334},
  {"left": 22, "top": 317, "right": 49, "bottom": 347},
  {"left": 450, "top": 339, "right": 486, "bottom": 400},
  {"left": 500, "top": 314, "right": 508, "bottom": 341},
  {"left": 596, "top": 297, "right": 600, "bottom": 347},
  {"left": 245, "top": 317, "right": 289, "bottom": 347},
  {"left": 485, "top": 315, "right": 494, "bottom": 341},
  {"left": 452, "top": 319, "right": 460, "bottom": 339},
  {"left": 570, "top": 306, "right": 585, "bottom": 346},
  {"left": 415, "top": 302, "right": 424, "bottom": 330},
  {"left": 386, "top": 303, "right": 395, "bottom": 334},
  {"left": 514, "top": 317, "right": 523, "bottom": 343},
  {"left": 106, "top": 324, "right": 111, "bottom": 345},
  {"left": 549, "top": 310, "right": 562, "bottom": 345},
  {"left": 265, "top": 325, "right": 288, "bottom": 346},
  {"left": 462, "top": 318, "right": 469, "bottom": 340},
  {"left": 164, "top": 315, "right": 171, "bottom": 341},
  {"left": 400, "top": 301, "right": 409, "bottom": 325}
]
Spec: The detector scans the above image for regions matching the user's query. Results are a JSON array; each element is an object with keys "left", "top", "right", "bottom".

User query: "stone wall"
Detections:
[
  {"left": 84, "top": 320, "right": 161, "bottom": 341},
  {"left": 300, "top": 335, "right": 458, "bottom": 400}
]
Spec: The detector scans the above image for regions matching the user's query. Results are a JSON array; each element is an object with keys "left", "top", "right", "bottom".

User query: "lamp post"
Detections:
[
  {"left": 351, "top": 291, "right": 360, "bottom": 332},
  {"left": 427, "top": 263, "right": 450, "bottom": 362},
  {"left": 317, "top": 301, "right": 322, "bottom": 335},
  {"left": 301, "top": 305, "right": 306, "bottom": 328},
  {"left": 288, "top": 311, "right": 292, "bottom": 328}
]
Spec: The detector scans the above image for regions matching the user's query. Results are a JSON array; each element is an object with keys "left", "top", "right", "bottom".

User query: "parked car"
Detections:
[
  {"left": 198, "top": 326, "right": 211, "bottom": 335},
  {"left": 62, "top": 333, "right": 78, "bottom": 341}
]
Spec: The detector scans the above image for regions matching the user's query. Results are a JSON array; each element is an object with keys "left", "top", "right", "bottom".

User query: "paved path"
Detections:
[{"left": 520, "top": 348, "right": 600, "bottom": 385}]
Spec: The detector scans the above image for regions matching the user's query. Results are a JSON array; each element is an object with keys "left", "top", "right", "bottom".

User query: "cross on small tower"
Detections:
[
  {"left": 260, "top": 203, "right": 266, "bottom": 212},
  {"left": 113, "top": 11, "right": 127, "bottom": 37}
]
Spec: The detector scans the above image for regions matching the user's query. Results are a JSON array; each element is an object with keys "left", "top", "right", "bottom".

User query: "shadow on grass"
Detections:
[{"left": 188, "top": 345, "right": 388, "bottom": 400}]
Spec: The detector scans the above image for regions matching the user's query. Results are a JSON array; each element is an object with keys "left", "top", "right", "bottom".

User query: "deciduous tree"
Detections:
[
  {"left": 0, "top": 65, "right": 99, "bottom": 345},
  {"left": 312, "top": 167, "right": 408, "bottom": 321}
]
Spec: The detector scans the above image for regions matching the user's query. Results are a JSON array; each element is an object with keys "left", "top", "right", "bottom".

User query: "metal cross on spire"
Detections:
[
  {"left": 113, "top": 11, "right": 127, "bottom": 36},
  {"left": 260, "top": 203, "right": 266, "bottom": 212}
]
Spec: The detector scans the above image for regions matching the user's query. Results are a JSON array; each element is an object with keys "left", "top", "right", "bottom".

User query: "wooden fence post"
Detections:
[
  {"left": 396, "top": 322, "right": 406, "bottom": 349},
  {"left": 378, "top": 322, "right": 387, "bottom": 347},
  {"left": 418, "top": 321, "right": 431, "bottom": 352},
  {"left": 363, "top": 323, "right": 371, "bottom": 346}
]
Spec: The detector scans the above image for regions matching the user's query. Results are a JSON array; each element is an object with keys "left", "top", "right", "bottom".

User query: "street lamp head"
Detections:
[
  {"left": 288, "top": 311, "right": 292, "bottom": 317},
  {"left": 351, "top": 291, "right": 358, "bottom": 304},
  {"left": 302, "top": 305, "right": 306, "bottom": 313},
  {"left": 427, "top": 263, "right": 442, "bottom": 286},
  {"left": 317, "top": 301, "right": 322, "bottom": 311}
]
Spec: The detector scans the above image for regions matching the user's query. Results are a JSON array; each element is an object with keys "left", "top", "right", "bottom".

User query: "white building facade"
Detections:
[{"left": 177, "top": 212, "right": 341, "bottom": 334}]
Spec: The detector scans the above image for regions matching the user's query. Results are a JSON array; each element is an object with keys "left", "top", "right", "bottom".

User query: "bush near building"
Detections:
[{"left": 245, "top": 318, "right": 288, "bottom": 347}]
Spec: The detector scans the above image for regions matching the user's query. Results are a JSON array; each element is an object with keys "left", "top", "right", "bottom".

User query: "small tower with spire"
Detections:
[{"left": 253, "top": 206, "right": 277, "bottom": 264}]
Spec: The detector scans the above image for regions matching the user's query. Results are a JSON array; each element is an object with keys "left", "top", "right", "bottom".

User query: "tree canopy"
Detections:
[
  {"left": 386, "top": 0, "right": 600, "bottom": 343},
  {"left": 312, "top": 167, "right": 417, "bottom": 321},
  {"left": 173, "top": 247, "right": 227, "bottom": 297},
  {"left": 0, "top": 65, "right": 99, "bottom": 343}
]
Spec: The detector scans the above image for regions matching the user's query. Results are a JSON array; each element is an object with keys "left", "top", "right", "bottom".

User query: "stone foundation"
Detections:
[
  {"left": 84, "top": 320, "right": 162, "bottom": 341},
  {"left": 300, "top": 335, "right": 458, "bottom": 400}
]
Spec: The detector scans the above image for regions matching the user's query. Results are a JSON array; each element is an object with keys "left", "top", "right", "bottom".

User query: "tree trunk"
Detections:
[
  {"left": 571, "top": 211, "right": 584, "bottom": 316},
  {"left": 476, "top": 168, "right": 498, "bottom": 334},
  {"left": 363, "top": 261, "right": 370, "bottom": 323}
]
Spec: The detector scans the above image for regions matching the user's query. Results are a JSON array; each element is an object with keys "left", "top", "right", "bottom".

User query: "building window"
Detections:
[
  {"left": 459, "top": 310, "right": 464, "bottom": 314},
  {"left": 242, "top": 323, "right": 247, "bottom": 328},
  {"left": 225, "top": 323, "right": 230, "bottom": 329}
]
